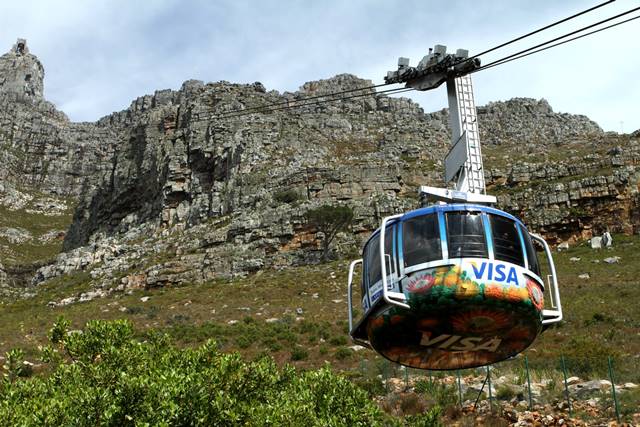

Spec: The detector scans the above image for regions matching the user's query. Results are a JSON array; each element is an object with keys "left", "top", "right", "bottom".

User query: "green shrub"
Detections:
[
  {"left": 0, "top": 319, "right": 387, "bottom": 426},
  {"left": 496, "top": 385, "right": 516, "bottom": 400},
  {"left": 618, "top": 386, "right": 640, "bottom": 420},
  {"left": 401, "top": 407, "right": 442, "bottom": 427},
  {"left": 329, "top": 335, "right": 348, "bottom": 346},
  {"left": 290, "top": 348, "right": 309, "bottom": 361},
  {"left": 235, "top": 334, "right": 253, "bottom": 349},
  {"left": 414, "top": 379, "right": 458, "bottom": 409},
  {"left": 2, "top": 348, "right": 27, "bottom": 383},
  {"left": 274, "top": 189, "right": 300, "bottom": 204},
  {"left": 335, "top": 347, "right": 352, "bottom": 360},
  {"left": 352, "top": 374, "right": 385, "bottom": 397}
]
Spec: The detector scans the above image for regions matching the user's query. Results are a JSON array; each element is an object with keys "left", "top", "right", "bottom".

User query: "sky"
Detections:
[{"left": 1, "top": 0, "right": 638, "bottom": 132}]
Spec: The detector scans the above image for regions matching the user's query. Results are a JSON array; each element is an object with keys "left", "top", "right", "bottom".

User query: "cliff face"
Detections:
[
  {"left": 63, "top": 75, "right": 448, "bottom": 252},
  {"left": 1, "top": 39, "right": 639, "bottom": 296},
  {"left": 0, "top": 39, "right": 119, "bottom": 198}
]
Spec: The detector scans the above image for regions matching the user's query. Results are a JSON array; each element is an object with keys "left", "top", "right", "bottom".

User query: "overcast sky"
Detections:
[{"left": 1, "top": 0, "right": 638, "bottom": 132}]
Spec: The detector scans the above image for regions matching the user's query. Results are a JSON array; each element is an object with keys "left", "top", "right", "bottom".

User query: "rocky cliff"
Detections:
[{"left": 1, "top": 39, "right": 639, "bottom": 297}]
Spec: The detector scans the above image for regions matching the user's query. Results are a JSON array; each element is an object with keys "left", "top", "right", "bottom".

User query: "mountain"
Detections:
[{"left": 0, "top": 38, "right": 638, "bottom": 297}]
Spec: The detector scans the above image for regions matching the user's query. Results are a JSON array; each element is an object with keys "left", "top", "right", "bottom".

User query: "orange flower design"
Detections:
[
  {"left": 484, "top": 283, "right": 505, "bottom": 300},
  {"left": 443, "top": 270, "right": 460, "bottom": 287},
  {"left": 506, "top": 325, "right": 534, "bottom": 341},
  {"left": 417, "top": 317, "right": 441, "bottom": 330},
  {"left": 455, "top": 279, "right": 480, "bottom": 299},
  {"left": 526, "top": 278, "right": 544, "bottom": 311},
  {"left": 451, "top": 309, "right": 512, "bottom": 334},
  {"left": 389, "top": 315, "right": 405, "bottom": 325},
  {"left": 505, "top": 286, "right": 529, "bottom": 303}
]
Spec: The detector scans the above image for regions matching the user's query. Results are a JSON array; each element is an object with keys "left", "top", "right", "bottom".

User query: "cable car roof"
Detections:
[{"left": 365, "top": 203, "right": 528, "bottom": 245}]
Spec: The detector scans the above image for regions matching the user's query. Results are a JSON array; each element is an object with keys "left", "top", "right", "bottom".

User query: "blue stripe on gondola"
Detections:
[
  {"left": 515, "top": 223, "right": 529, "bottom": 270},
  {"left": 363, "top": 204, "right": 529, "bottom": 249},
  {"left": 483, "top": 213, "right": 495, "bottom": 260},
  {"left": 438, "top": 210, "right": 448, "bottom": 260}
]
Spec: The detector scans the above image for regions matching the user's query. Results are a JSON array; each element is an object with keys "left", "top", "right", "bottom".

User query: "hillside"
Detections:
[{"left": 1, "top": 39, "right": 639, "bottom": 424}]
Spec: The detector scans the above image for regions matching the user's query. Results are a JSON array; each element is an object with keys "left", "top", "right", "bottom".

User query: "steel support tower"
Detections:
[{"left": 385, "top": 45, "right": 496, "bottom": 204}]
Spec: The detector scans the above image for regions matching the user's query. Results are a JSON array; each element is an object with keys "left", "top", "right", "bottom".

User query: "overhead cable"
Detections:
[
  {"left": 193, "top": 81, "right": 395, "bottom": 120},
  {"left": 475, "top": 4, "right": 640, "bottom": 72},
  {"left": 456, "top": 0, "right": 616, "bottom": 66},
  {"left": 474, "top": 13, "right": 640, "bottom": 72},
  {"left": 192, "top": 87, "right": 415, "bottom": 123}
]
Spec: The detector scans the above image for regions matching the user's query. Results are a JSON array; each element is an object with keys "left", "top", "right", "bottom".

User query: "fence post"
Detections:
[
  {"left": 487, "top": 365, "right": 493, "bottom": 413},
  {"left": 457, "top": 369, "right": 463, "bottom": 407},
  {"left": 404, "top": 366, "right": 409, "bottom": 390},
  {"left": 560, "top": 356, "right": 573, "bottom": 417},
  {"left": 473, "top": 369, "right": 489, "bottom": 410},
  {"left": 383, "top": 360, "right": 389, "bottom": 393},
  {"left": 525, "top": 355, "right": 533, "bottom": 410},
  {"left": 607, "top": 357, "right": 621, "bottom": 423}
]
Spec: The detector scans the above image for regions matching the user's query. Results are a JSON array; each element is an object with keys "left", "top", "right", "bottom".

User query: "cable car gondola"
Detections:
[{"left": 347, "top": 46, "right": 562, "bottom": 370}]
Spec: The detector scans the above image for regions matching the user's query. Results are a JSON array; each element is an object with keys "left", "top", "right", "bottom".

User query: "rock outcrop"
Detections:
[
  {"left": 0, "top": 40, "right": 119, "bottom": 197},
  {"left": 2, "top": 38, "right": 640, "bottom": 294},
  {"left": 0, "top": 38, "right": 44, "bottom": 102}
]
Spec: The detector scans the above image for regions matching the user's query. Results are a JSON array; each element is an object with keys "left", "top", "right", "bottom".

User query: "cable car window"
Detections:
[
  {"left": 446, "top": 212, "right": 488, "bottom": 258},
  {"left": 403, "top": 214, "right": 441, "bottom": 267},
  {"left": 384, "top": 226, "right": 395, "bottom": 274},
  {"left": 365, "top": 234, "right": 382, "bottom": 287},
  {"left": 519, "top": 224, "right": 541, "bottom": 276},
  {"left": 490, "top": 215, "right": 525, "bottom": 266}
]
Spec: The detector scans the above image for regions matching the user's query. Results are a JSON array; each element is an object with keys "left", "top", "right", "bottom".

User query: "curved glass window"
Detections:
[
  {"left": 490, "top": 215, "right": 524, "bottom": 266},
  {"left": 446, "top": 212, "right": 488, "bottom": 259},
  {"left": 402, "top": 214, "right": 441, "bottom": 267},
  {"left": 519, "top": 224, "right": 541, "bottom": 276},
  {"left": 384, "top": 226, "right": 395, "bottom": 275},
  {"left": 365, "top": 234, "right": 381, "bottom": 287}
]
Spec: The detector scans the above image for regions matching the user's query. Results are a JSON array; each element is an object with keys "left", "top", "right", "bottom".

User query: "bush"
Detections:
[
  {"left": 274, "top": 189, "right": 301, "bottom": 204},
  {"left": 290, "top": 348, "right": 309, "bottom": 361},
  {"left": 0, "top": 319, "right": 388, "bottom": 426},
  {"left": 329, "top": 335, "right": 348, "bottom": 346},
  {"left": 1, "top": 348, "right": 28, "bottom": 383},
  {"left": 335, "top": 347, "right": 353, "bottom": 360},
  {"left": 414, "top": 379, "right": 458, "bottom": 409},
  {"left": 496, "top": 385, "right": 516, "bottom": 400}
]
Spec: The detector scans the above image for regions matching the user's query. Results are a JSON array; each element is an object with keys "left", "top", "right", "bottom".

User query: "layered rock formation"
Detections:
[{"left": 1, "top": 38, "right": 639, "bottom": 295}]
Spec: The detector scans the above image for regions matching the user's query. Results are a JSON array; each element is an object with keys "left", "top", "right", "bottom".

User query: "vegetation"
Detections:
[
  {"left": 274, "top": 189, "right": 301, "bottom": 204},
  {"left": 0, "top": 232, "right": 639, "bottom": 424},
  {"left": 305, "top": 204, "right": 354, "bottom": 261},
  {"left": 0, "top": 193, "right": 74, "bottom": 267},
  {"left": 0, "top": 318, "right": 389, "bottom": 426}
]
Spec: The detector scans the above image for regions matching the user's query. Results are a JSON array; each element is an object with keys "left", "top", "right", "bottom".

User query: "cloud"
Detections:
[{"left": 0, "top": 0, "right": 637, "bottom": 131}]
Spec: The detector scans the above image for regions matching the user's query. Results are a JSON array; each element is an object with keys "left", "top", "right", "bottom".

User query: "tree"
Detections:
[{"left": 305, "top": 204, "right": 354, "bottom": 261}]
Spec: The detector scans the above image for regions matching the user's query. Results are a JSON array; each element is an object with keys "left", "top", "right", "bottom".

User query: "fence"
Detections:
[{"left": 353, "top": 355, "right": 640, "bottom": 423}]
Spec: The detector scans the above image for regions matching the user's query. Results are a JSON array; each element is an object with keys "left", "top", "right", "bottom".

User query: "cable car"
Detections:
[
  {"left": 347, "top": 46, "right": 562, "bottom": 370},
  {"left": 347, "top": 203, "right": 562, "bottom": 370}
]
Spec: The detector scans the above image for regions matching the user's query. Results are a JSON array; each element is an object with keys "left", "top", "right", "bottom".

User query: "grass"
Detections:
[
  {"left": 0, "top": 195, "right": 74, "bottom": 267},
  {"left": 0, "top": 233, "right": 639, "bottom": 406},
  {"left": 0, "top": 260, "right": 368, "bottom": 370},
  {"left": 0, "top": 246, "right": 638, "bottom": 424},
  {"left": 483, "top": 134, "right": 634, "bottom": 171},
  {"left": 529, "top": 234, "right": 640, "bottom": 380}
]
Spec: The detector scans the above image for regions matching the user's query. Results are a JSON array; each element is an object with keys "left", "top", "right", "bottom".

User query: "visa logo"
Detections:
[
  {"left": 471, "top": 261, "right": 519, "bottom": 286},
  {"left": 420, "top": 332, "right": 502, "bottom": 352}
]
